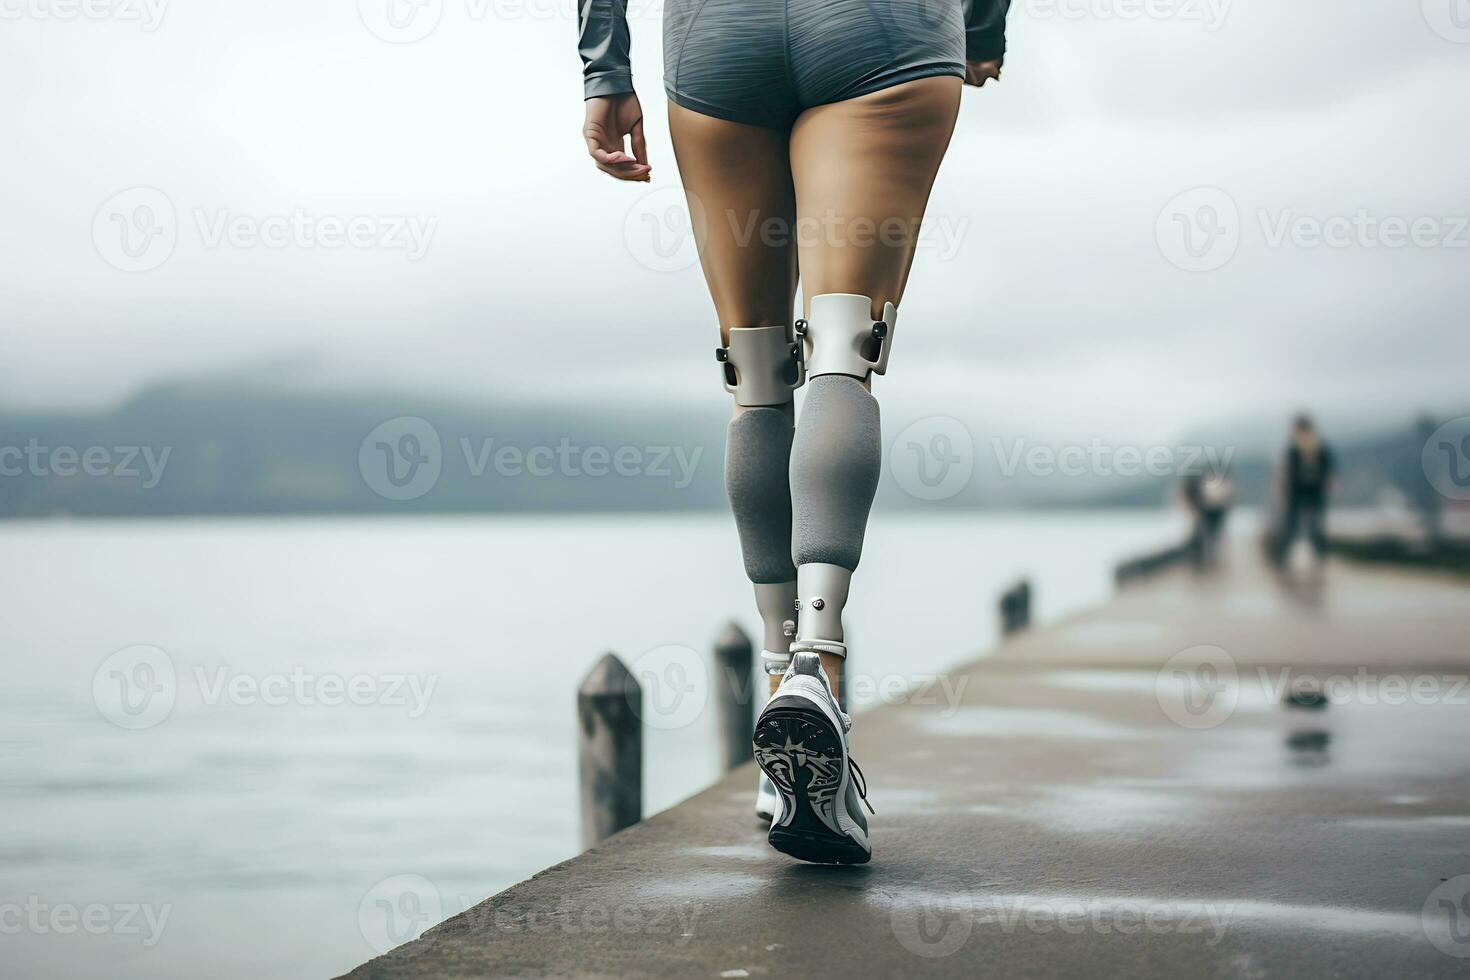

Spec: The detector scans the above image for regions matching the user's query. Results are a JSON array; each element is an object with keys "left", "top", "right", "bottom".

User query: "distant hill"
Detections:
[
  {"left": 0, "top": 383, "right": 730, "bottom": 517},
  {"left": 0, "top": 383, "right": 1457, "bottom": 518}
]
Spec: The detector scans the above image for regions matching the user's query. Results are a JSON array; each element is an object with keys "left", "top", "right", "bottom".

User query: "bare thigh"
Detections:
[
  {"left": 668, "top": 103, "right": 798, "bottom": 339},
  {"left": 789, "top": 76, "right": 962, "bottom": 319}
]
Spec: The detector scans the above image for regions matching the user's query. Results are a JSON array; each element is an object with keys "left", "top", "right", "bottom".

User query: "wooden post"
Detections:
[
  {"left": 714, "top": 622, "right": 755, "bottom": 771},
  {"left": 999, "top": 579, "right": 1031, "bottom": 636},
  {"left": 578, "top": 653, "right": 642, "bottom": 849}
]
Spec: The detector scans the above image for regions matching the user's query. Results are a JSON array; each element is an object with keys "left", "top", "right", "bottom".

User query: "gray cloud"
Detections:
[{"left": 1, "top": 2, "right": 1465, "bottom": 449}]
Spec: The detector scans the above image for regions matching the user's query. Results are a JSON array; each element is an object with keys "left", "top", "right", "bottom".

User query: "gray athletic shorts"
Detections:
[{"left": 663, "top": 0, "right": 966, "bottom": 130}]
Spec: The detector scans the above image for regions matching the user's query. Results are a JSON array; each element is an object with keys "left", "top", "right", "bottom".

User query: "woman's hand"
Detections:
[
  {"left": 583, "top": 93, "right": 650, "bottom": 182},
  {"left": 964, "top": 59, "right": 1002, "bottom": 88}
]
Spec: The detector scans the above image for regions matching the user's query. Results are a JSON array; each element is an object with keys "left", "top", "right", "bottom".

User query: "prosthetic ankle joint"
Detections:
[{"left": 754, "top": 582, "right": 797, "bottom": 676}]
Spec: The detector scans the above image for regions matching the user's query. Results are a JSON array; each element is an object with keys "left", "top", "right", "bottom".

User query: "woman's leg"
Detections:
[
  {"left": 668, "top": 104, "right": 798, "bottom": 332},
  {"left": 668, "top": 103, "right": 800, "bottom": 698},
  {"left": 791, "top": 76, "right": 961, "bottom": 314},
  {"left": 786, "top": 76, "right": 963, "bottom": 691}
]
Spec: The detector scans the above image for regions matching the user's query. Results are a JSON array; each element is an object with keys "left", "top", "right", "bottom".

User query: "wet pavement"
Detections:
[{"left": 342, "top": 549, "right": 1470, "bottom": 978}]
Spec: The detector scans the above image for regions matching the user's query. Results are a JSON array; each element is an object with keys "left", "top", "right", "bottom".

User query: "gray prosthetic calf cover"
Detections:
[
  {"left": 726, "top": 408, "right": 798, "bottom": 587},
  {"left": 790, "top": 375, "right": 881, "bottom": 573}
]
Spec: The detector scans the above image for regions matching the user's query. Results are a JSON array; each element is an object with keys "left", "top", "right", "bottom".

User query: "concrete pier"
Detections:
[{"left": 343, "top": 547, "right": 1470, "bottom": 978}]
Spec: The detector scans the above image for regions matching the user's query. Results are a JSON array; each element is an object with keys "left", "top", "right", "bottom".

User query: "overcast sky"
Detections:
[{"left": 2, "top": 0, "right": 1467, "bottom": 446}]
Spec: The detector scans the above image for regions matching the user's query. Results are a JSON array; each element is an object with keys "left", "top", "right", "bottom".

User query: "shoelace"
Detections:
[{"left": 848, "top": 757, "right": 875, "bottom": 815}]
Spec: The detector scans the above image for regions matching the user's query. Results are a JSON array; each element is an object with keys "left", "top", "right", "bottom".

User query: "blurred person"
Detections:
[
  {"left": 1182, "top": 464, "right": 1235, "bottom": 569},
  {"left": 1277, "top": 415, "right": 1335, "bottom": 568},
  {"left": 577, "top": 0, "right": 1012, "bottom": 864}
]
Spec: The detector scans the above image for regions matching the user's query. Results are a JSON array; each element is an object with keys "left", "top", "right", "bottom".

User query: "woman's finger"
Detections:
[
  {"left": 593, "top": 155, "right": 651, "bottom": 181},
  {"left": 630, "top": 118, "right": 649, "bottom": 169},
  {"left": 599, "top": 165, "right": 651, "bottom": 182},
  {"left": 588, "top": 145, "right": 635, "bottom": 168},
  {"left": 587, "top": 135, "right": 649, "bottom": 180}
]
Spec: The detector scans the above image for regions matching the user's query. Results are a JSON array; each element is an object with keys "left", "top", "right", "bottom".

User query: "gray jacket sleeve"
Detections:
[
  {"left": 578, "top": 0, "right": 634, "bottom": 99},
  {"left": 961, "top": 0, "right": 1012, "bottom": 63}
]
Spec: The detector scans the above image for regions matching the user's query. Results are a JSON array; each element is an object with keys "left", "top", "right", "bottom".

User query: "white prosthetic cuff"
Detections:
[
  {"left": 717, "top": 324, "right": 806, "bottom": 407},
  {"left": 796, "top": 293, "right": 896, "bottom": 382}
]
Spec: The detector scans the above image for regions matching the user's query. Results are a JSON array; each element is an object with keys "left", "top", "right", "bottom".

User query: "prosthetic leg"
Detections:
[
  {"left": 790, "top": 293, "right": 895, "bottom": 690},
  {"left": 716, "top": 323, "right": 805, "bottom": 820},
  {"left": 752, "top": 293, "right": 893, "bottom": 864}
]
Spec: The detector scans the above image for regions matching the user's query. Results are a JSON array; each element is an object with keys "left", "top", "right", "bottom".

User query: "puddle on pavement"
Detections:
[
  {"left": 1009, "top": 783, "right": 1194, "bottom": 833},
  {"left": 871, "top": 885, "right": 1424, "bottom": 939},
  {"left": 1328, "top": 585, "right": 1470, "bottom": 614},
  {"left": 1062, "top": 621, "right": 1166, "bottom": 648},
  {"left": 918, "top": 707, "right": 1142, "bottom": 740},
  {"left": 681, "top": 844, "right": 774, "bottom": 862},
  {"left": 1345, "top": 815, "right": 1470, "bottom": 831},
  {"left": 966, "top": 803, "right": 1009, "bottom": 816},
  {"left": 1039, "top": 669, "right": 1160, "bottom": 694},
  {"left": 630, "top": 871, "right": 766, "bottom": 902},
  {"left": 1224, "top": 594, "right": 1279, "bottom": 618}
]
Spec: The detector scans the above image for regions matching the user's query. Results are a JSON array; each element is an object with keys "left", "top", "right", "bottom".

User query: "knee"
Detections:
[{"left": 713, "top": 307, "right": 794, "bottom": 342}]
